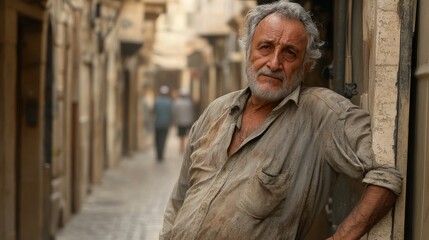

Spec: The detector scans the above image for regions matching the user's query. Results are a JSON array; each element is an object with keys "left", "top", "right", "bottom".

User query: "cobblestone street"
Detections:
[{"left": 56, "top": 131, "right": 183, "bottom": 240}]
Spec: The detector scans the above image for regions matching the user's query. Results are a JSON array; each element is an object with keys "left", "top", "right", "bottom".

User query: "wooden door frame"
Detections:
[{"left": 16, "top": 13, "right": 46, "bottom": 240}]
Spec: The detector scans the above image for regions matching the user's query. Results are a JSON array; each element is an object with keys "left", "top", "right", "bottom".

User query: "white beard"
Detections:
[{"left": 246, "top": 63, "right": 303, "bottom": 102}]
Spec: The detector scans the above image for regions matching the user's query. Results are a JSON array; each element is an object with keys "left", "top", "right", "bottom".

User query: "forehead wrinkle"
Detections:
[
  {"left": 255, "top": 34, "right": 304, "bottom": 55},
  {"left": 253, "top": 15, "right": 307, "bottom": 55}
]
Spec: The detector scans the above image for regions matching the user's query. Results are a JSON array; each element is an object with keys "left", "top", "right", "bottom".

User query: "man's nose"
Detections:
[{"left": 267, "top": 52, "right": 282, "bottom": 71}]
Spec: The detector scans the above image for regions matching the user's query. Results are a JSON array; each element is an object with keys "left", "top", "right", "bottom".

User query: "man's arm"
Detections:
[
  {"left": 160, "top": 123, "right": 196, "bottom": 239},
  {"left": 160, "top": 181, "right": 188, "bottom": 239},
  {"left": 327, "top": 185, "right": 397, "bottom": 240}
]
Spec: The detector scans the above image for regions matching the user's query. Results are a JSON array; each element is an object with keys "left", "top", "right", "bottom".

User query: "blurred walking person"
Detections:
[
  {"left": 172, "top": 89, "right": 195, "bottom": 153},
  {"left": 141, "top": 84, "right": 155, "bottom": 150},
  {"left": 153, "top": 85, "right": 172, "bottom": 161}
]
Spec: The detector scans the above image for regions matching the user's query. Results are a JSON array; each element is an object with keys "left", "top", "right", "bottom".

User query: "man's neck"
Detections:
[{"left": 247, "top": 95, "right": 281, "bottom": 114}]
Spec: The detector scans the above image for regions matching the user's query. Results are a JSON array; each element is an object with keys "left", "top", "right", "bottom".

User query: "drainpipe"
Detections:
[{"left": 331, "top": 0, "right": 348, "bottom": 96}]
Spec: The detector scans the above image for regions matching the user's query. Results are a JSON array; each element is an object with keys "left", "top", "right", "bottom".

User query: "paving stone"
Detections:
[{"left": 56, "top": 132, "right": 183, "bottom": 240}]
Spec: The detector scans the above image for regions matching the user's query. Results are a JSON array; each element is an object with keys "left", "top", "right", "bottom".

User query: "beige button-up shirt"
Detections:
[{"left": 160, "top": 86, "right": 402, "bottom": 240}]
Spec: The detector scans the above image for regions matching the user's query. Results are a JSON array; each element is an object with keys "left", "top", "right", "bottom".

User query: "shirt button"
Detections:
[{"left": 201, "top": 203, "right": 209, "bottom": 212}]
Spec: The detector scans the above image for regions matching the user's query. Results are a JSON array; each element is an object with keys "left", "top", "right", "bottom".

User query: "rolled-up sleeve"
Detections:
[{"left": 324, "top": 105, "right": 402, "bottom": 195}]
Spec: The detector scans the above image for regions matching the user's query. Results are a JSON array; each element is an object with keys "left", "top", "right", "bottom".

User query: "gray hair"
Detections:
[{"left": 240, "top": 1, "right": 324, "bottom": 70}]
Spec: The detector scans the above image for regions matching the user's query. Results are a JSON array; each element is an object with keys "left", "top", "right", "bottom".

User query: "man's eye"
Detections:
[
  {"left": 284, "top": 50, "right": 296, "bottom": 60},
  {"left": 258, "top": 45, "right": 271, "bottom": 55},
  {"left": 259, "top": 45, "right": 270, "bottom": 50}
]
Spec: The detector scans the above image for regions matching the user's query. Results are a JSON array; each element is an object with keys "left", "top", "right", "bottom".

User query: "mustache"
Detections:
[{"left": 256, "top": 67, "right": 286, "bottom": 81}]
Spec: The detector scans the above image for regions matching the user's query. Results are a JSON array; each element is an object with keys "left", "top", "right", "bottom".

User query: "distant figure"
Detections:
[
  {"left": 153, "top": 85, "right": 172, "bottom": 161},
  {"left": 172, "top": 89, "right": 195, "bottom": 153},
  {"left": 141, "top": 85, "right": 154, "bottom": 149}
]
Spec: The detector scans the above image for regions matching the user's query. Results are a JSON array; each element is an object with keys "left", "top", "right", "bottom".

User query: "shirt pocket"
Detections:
[{"left": 237, "top": 168, "right": 291, "bottom": 220}]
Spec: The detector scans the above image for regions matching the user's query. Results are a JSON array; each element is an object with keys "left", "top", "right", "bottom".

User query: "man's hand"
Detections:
[{"left": 327, "top": 185, "right": 397, "bottom": 240}]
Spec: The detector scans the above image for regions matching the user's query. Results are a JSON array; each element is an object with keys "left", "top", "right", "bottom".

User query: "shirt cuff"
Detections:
[{"left": 362, "top": 167, "right": 403, "bottom": 196}]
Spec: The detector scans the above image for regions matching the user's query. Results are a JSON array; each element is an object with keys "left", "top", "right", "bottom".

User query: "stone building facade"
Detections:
[{"left": 0, "top": 0, "right": 167, "bottom": 239}]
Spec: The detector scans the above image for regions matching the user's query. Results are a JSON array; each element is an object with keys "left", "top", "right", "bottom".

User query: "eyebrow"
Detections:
[
  {"left": 257, "top": 40, "right": 274, "bottom": 46},
  {"left": 258, "top": 40, "right": 300, "bottom": 52},
  {"left": 283, "top": 44, "right": 300, "bottom": 52}
]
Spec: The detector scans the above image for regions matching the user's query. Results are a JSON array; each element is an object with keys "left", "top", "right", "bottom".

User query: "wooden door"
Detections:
[
  {"left": 16, "top": 15, "right": 45, "bottom": 240},
  {"left": 411, "top": 0, "right": 429, "bottom": 238}
]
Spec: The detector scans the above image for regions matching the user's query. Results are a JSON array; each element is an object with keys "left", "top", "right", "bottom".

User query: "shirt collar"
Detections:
[
  {"left": 229, "top": 84, "right": 302, "bottom": 114},
  {"left": 272, "top": 84, "right": 301, "bottom": 112}
]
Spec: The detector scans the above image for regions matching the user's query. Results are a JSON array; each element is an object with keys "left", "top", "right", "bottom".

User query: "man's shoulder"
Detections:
[
  {"left": 300, "top": 87, "right": 357, "bottom": 114},
  {"left": 206, "top": 90, "right": 243, "bottom": 110},
  {"left": 197, "top": 90, "right": 243, "bottom": 121},
  {"left": 191, "top": 90, "right": 242, "bottom": 136}
]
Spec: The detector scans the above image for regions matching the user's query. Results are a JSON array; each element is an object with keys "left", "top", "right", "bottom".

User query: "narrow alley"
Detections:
[
  {"left": 56, "top": 132, "right": 182, "bottom": 240},
  {"left": 1, "top": 0, "right": 427, "bottom": 239}
]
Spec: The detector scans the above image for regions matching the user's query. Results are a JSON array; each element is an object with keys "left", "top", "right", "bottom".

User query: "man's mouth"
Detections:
[{"left": 261, "top": 74, "right": 283, "bottom": 82}]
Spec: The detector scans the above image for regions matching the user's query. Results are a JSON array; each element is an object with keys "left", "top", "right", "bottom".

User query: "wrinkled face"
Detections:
[{"left": 247, "top": 13, "right": 308, "bottom": 102}]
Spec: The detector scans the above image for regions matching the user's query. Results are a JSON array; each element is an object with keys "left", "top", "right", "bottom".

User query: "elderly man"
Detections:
[{"left": 160, "top": 1, "right": 402, "bottom": 239}]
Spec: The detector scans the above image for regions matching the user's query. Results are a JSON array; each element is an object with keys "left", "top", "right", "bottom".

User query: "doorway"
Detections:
[{"left": 16, "top": 15, "right": 46, "bottom": 240}]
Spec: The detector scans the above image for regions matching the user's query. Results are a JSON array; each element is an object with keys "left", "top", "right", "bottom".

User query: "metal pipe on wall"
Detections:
[{"left": 331, "top": 0, "right": 348, "bottom": 95}]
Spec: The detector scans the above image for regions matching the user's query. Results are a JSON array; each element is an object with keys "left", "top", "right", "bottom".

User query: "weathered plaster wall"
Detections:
[{"left": 363, "top": 0, "right": 401, "bottom": 239}]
